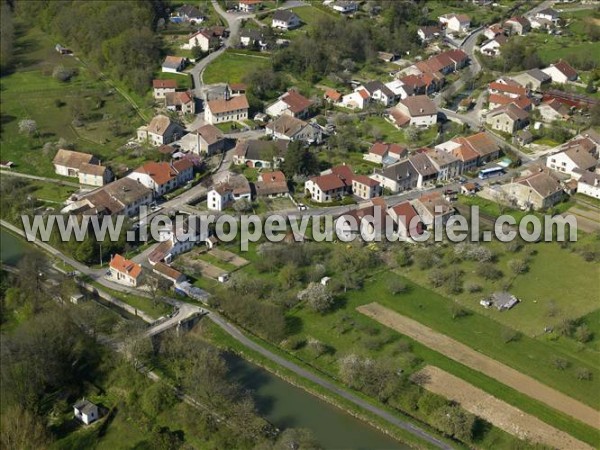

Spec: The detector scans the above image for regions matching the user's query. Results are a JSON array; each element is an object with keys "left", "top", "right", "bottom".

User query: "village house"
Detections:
[
  {"left": 165, "top": 91, "right": 195, "bottom": 115},
  {"left": 504, "top": 16, "right": 530, "bottom": 35},
  {"left": 137, "top": 114, "right": 185, "bottom": 146},
  {"left": 330, "top": 1, "right": 358, "bottom": 14},
  {"left": 148, "top": 223, "right": 202, "bottom": 265},
  {"left": 387, "top": 95, "right": 437, "bottom": 128},
  {"left": 546, "top": 147, "right": 597, "bottom": 177},
  {"left": 265, "top": 115, "right": 323, "bottom": 144},
  {"left": 127, "top": 160, "right": 194, "bottom": 196},
  {"left": 538, "top": 99, "right": 571, "bottom": 123},
  {"left": 238, "top": 0, "right": 262, "bottom": 12},
  {"left": 488, "top": 93, "right": 532, "bottom": 111},
  {"left": 266, "top": 89, "right": 313, "bottom": 119},
  {"left": 437, "top": 139, "right": 479, "bottom": 172},
  {"left": 352, "top": 175, "right": 381, "bottom": 200},
  {"left": 439, "top": 13, "right": 471, "bottom": 33},
  {"left": 78, "top": 163, "right": 113, "bottom": 187},
  {"left": 152, "top": 262, "right": 187, "bottom": 284},
  {"left": 370, "top": 159, "right": 419, "bottom": 193},
  {"left": 387, "top": 201, "right": 424, "bottom": 241},
  {"left": 438, "top": 131, "right": 502, "bottom": 166},
  {"left": 360, "top": 81, "right": 397, "bottom": 106},
  {"left": 485, "top": 103, "right": 530, "bottom": 133},
  {"left": 255, "top": 170, "right": 289, "bottom": 198},
  {"left": 204, "top": 94, "right": 249, "bottom": 124},
  {"left": 480, "top": 34, "right": 508, "bottom": 57},
  {"left": 501, "top": 170, "right": 564, "bottom": 210},
  {"left": 109, "top": 254, "right": 143, "bottom": 287},
  {"left": 271, "top": 9, "right": 301, "bottom": 29},
  {"left": 385, "top": 79, "right": 415, "bottom": 100},
  {"left": 323, "top": 88, "right": 342, "bottom": 104},
  {"left": 364, "top": 142, "right": 407, "bottom": 165},
  {"left": 535, "top": 8, "right": 560, "bottom": 26},
  {"left": 64, "top": 177, "right": 153, "bottom": 217},
  {"left": 233, "top": 139, "right": 288, "bottom": 168},
  {"left": 512, "top": 69, "right": 551, "bottom": 91},
  {"left": 542, "top": 60, "right": 578, "bottom": 84},
  {"left": 161, "top": 56, "right": 186, "bottom": 73},
  {"left": 417, "top": 25, "right": 441, "bottom": 42},
  {"left": 340, "top": 88, "right": 371, "bottom": 110},
  {"left": 514, "top": 129, "right": 534, "bottom": 146},
  {"left": 179, "top": 124, "right": 225, "bottom": 156},
  {"left": 414, "top": 49, "right": 469, "bottom": 76},
  {"left": 484, "top": 23, "right": 504, "bottom": 39},
  {"left": 411, "top": 192, "right": 454, "bottom": 227},
  {"left": 175, "top": 4, "right": 205, "bottom": 23},
  {"left": 207, "top": 174, "right": 252, "bottom": 211},
  {"left": 488, "top": 80, "right": 529, "bottom": 99},
  {"left": 73, "top": 400, "right": 99, "bottom": 425},
  {"left": 304, "top": 165, "right": 354, "bottom": 203},
  {"left": 334, "top": 199, "right": 388, "bottom": 241},
  {"left": 152, "top": 79, "right": 177, "bottom": 99},
  {"left": 239, "top": 29, "right": 266, "bottom": 48},
  {"left": 423, "top": 147, "right": 462, "bottom": 181},
  {"left": 577, "top": 171, "right": 600, "bottom": 199},
  {"left": 408, "top": 152, "right": 439, "bottom": 188},
  {"left": 182, "top": 30, "right": 219, "bottom": 51}
]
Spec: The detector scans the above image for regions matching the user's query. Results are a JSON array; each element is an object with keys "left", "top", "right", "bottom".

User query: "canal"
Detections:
[{"left": 1, "top": 228, "right": 410, "bottom": 450}]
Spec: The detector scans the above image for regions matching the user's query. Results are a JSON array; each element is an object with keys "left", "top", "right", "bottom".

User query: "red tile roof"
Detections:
[
  {"left": 390, "top": 201, "right": 423, "bottom": 237},
  {"left": 353, "top": 175, "right": 380, "bottom": 187},
  {"left": 282, "top": 90, "right": 313, "bottom": 114},
  {"left": 489, "top": 81, "right": 527, "bottom": 96},
  {"left": 324, "top": 88, "right": 342, "bottom": 101},
  {"left": 553, "top": 60, "right": 578, "bottom": 79},
  {"left": 207, "top": 94, "right": 249, "bottom": 114},
  {"left": 312, "top": 173, "right": 348, "bottom": 191},
  {"left": 153, "top": 79, "right": 178, "bottom": 89},
  {"left": 110, "top": 254, "right": 142, "bottom": 279}
]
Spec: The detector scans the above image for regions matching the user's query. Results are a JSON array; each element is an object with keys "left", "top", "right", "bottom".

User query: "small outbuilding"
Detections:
[
  {"left": 490, "top": 292, "right": 519, "bottom": 311},
  {"left": 73, "top": 399, "right": 99, "bottom": 425}
]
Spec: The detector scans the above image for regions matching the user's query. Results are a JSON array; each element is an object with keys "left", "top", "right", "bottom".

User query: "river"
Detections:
[
  {"left": 0, "top": 228, "right": 410, "bottom": 450},
  {"left": 227, "top": 355, "right": 409, "bottom": 450}
]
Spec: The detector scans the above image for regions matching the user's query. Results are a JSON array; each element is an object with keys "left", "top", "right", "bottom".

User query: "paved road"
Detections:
[{"left": 0, "top": 169, "right": 83, "bottom": 188}]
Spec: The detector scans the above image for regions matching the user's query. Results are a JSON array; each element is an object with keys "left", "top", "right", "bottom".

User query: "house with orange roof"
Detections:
[
  {"left": 387, "top": 201, "right": 424, "bottom": 241},
  {"left": 238, "top": 0, "right": 262, "bottom": 12},
  {"left": 109, "top": 254, "right": 144, "bottom": 287},
  {"left": 165, "top": 91, "right": 195, "bottom": 115},
  {"left": 161, "top": 56, "right": 186, "bottom": 73},
  {"left": 127, "top": 160, "right": 194, "bottom": 196},
  {"left": 488, "top": 80, "right": 528, "bottom": 99},
  {"left": 152, "top": 79, "right": 177, "bottom": 99},
  {"left": 341, "top": 87, "right": 371, "bottom": 110},
  {"left": 324, "top": 88, "right": 342, "bottom": 104},
  {"left": 304, "top": 165, "right": 354, "bottom": 203},
  {"left": 352, "top": 175, "right": 381, "bottom": 200},
  {"left": 364, "top": 142, "right": 407, "bottom": 165},
  {"left": 266, "top": 89, "right": 313, "bottom": 119},
  {"left": 255, "top": 171, "right": 289, "bottom": 198},
  {"left": 204, "top": 93, "right": 249, "bottom": 124}
]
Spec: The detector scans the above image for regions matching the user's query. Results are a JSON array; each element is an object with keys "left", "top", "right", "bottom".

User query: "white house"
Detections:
[
  {"left": 542, "top": 60, "right": 578, "bottom": 84},
  {"left": 331, "top": 1, "right": 358, "bottom": 14},
  {"left": 271, "top": 10, "right": 301, "bottom": 30},
  {"left": 161, "top": 56, "right": 186, "bottom": 73},
  {"left": 577, "top": 171, "right": 600, "bottom": 199},
  {"left": 537, "top": 99, "right": 570, "bottom": 123},
  {"left": 152, "top": 79, "right": 177, "bottom": 99},
  {"left": 73, "top": 400, "right": 99, "bottom": 425},
  {"left": 536, "top": 8, "right": 560, "bottom": 25},
  {"left": 109, "top": 254, "right": 143, "bottom": 287},
  {"left": 265, "top": 90, "right": 313, "bottom": 119},
  {"left": 546, "top": 147, "right": 597, "bottom": 177},
  {"left": 479, "top": 34, "right": 508, "bottom": 57},
  {"left": 265, "top": 115, "right": 323, "bottom": 144},
  {"left": 239, "top": 0, "right": 262, "bottom": 12},
  {"left": 127, "top": 160, "right": 194, "bottom": 196},
  {"left": 181, "top": 30, "right": 216, "bottom": 51},
  {"left": 361, "top": 81, "right": 396, "bottom": 106},
  {"left": 340, "top": 88, "right": 370, "bottom": 110},
  {"left": 137, "top": 115, "right": 185, "bottom": 146},
  {"left": 78, "top": 163, "right": 113, "bottom": 187},
  {"left": 204, "top": 94, "right": 249, "bottom": 124},
  {"left": 439, "top": 13, "right": 471, "bottom": 33},
  {"left": 175, "top": 5, "right": 205, "bottom": 24},
  {"left": 388, "top": 95, "right": 437, "bottom": 128},
  {"left": 207, "top": 175, "right": 252, "bottom": 211},
  {"left": 165, "top": 91, "right": 195, "bottom": 115}
]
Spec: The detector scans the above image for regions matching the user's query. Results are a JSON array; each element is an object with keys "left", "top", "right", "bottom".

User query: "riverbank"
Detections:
[{"left": 203, "top": 320, "right": 455, "bottom": 450}]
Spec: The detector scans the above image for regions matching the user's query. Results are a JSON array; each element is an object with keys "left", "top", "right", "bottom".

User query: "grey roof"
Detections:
[
  {"left": 409, "top": 152, "right": 438, "bottom": 176},
  {"left": 363, "top": 80, "right": 395, "bottom": 98},
  {"left": 177, "top": 4, "right": 203, "bottom": 18},
  {"left": 538, "top": 8, "right": 559, "bottom": 18},
  {"left": 578, "top": 171, "right": 600, "bottom": 187},
  {"left": 240, "top": 29, "right": 263, "bottom": 41},
  {"left": 273, "top": 9, "right": 299, "bottom": 22},
  {"left": 242, "top": 140, "right": 288, "bottom": 161},
  {"left": 379, "top": 159, "right": 418, "bottom": 182},
  {"left": 525, "top": 68, "right": 551, "bottom": 83},
  {"left": 74, "top": 399, "right": 97, "bottom": 415}
]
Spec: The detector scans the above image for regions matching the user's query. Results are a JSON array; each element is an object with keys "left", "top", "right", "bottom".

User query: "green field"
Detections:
[
  {"left": 0, "top": 25, "right": 149, "bottom": 178},
  {"left": 202, "top": 50, "right": 270, "bottom": 85}
]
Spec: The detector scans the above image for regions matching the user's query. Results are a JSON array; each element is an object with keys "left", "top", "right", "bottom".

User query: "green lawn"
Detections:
[
  {"left": 0, "top": 25, "right": 146, "bottom": 178},
  {"left": 202, "top": 50, "right": 270, "bottom": 85},
  {"left": 516, "top": 31, "right": 600, "bottom": 67},
  {"left": 360, "top": 116, "right": 439, "bottom": 147}
]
